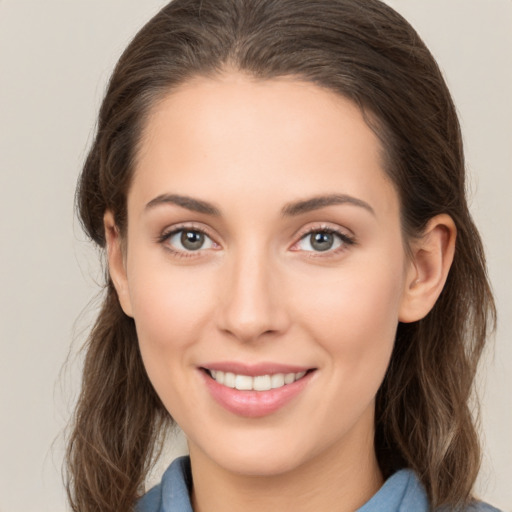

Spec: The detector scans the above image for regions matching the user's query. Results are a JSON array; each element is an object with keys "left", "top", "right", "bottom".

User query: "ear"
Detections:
[
  {"left": 104, "top": 211, "right": 133, "bottom": 317},
  {"left": 399, "top": 214, "right": 456, "bottom": 323}
]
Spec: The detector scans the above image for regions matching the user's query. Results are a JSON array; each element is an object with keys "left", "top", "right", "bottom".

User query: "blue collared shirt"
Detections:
[{"left": 136, "top": 456, "right": 501, "bottom": 512}]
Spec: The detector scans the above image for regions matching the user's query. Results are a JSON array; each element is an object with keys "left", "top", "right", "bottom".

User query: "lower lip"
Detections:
[{"left": 201, "top": 370, "right": 314, "bottom": 418}]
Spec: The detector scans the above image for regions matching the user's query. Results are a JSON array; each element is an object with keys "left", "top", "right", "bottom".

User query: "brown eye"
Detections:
[
  {"left": 309, "top": 232, "right": 335, "bottom": 252},
  {"left": 297, "top": 230, "right": 341, "bottom": 252},
  {"left": 294, "top": 229, "right": 354, "bottom": 254},
  {"left": 164, "top": 229, "right": 216, "bottom": 252},
  {"left": 180, "top": 230, "right": 205, "bottom": 250}
]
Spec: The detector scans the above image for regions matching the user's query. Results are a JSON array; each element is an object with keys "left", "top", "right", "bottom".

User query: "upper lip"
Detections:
[{"left": 200, "top": 361, "right": 315, "bottom": 376}]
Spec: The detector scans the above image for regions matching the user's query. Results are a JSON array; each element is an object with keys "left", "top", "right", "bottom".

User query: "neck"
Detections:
[{"left": 189, "top": 425, "right": 383, "bottom": 512}]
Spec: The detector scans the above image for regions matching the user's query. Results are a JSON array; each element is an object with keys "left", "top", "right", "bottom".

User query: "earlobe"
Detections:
[
  {"left": 104, "top": 211, "right": 133, "bottom": 317},
  {"left": 399, "top": 214, "right": 456, "bottom": 323}
]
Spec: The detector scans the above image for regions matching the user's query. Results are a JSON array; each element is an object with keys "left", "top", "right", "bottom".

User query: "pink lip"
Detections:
[
  {"left": 201, "top": 361, "right": 312, "bottom": 376},
  {"left": 199, "top": 363, "right": 316, "bottom": 418}
]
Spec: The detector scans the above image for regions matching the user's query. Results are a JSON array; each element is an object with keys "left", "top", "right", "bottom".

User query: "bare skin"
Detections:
[
  {"left": 189, "top": 402, "right": 382, "bottom": 512},
  {"left": 105, "top": 72, "right": 455, "bottom": 512}
]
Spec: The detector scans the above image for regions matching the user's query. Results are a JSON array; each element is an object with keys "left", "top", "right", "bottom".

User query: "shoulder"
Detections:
[
  {"left": 136, "top": 483, "right": 162, "bottom": 512},
  {"left": 357, "top": 469, "right": 430, "bottom": 511},
  {"left": 136, "top": 456, "right": 193, "bottom": 512},
  {"left": 136, "top": 460, "right": 503, "bottom": 512},
  {"left": 357, "top": 469, "right": 503, "bottom": 512},
  {"left": 385, "top": 469, "right": 504, "bottom": 512}
]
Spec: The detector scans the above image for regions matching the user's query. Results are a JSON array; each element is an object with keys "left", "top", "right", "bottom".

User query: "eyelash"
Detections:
[
  {"left": 157, "top": 223, "right": 218, "bottom": 259},
  {"left": 157, "top": 224, "right": 356, "bottom": 259},
  {"left": 292, "top": 226, "right": 356, "bottom": 257}
]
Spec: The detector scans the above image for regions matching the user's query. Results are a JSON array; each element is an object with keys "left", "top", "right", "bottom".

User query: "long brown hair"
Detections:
[{"left": 67, "top": 1, "right": 496, "bottom": 510}]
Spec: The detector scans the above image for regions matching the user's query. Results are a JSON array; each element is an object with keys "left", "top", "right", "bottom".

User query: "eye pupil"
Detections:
[
  {"left": 311, "top": 232, "right": 334, "bottom": 251},
  {"left": 181, "top": 230, "right": 204, "bottom": 250}
]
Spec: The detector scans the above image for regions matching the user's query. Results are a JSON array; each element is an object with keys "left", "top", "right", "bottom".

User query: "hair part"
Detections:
[{"left": 69, "top": 1, "right": 496, "bottom": 510}]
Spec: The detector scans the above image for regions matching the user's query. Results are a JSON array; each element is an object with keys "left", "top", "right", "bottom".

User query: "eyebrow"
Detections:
[
  {"left": 145, "top": 194, "right": 221, "bottom": 215},
  {"left": 281, "top": 194, "right": 375, "bottom": 217},
  {"left": 144, "top": 192, "right": 375, "bottom": 217}
]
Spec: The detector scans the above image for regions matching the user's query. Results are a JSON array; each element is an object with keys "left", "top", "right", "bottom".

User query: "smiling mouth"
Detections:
[
  {"left": 201, "top": 366, "right": 316, "bottom": 417},
  {"left": 203, "top": 369, "right": 313, "bottom": 391}
]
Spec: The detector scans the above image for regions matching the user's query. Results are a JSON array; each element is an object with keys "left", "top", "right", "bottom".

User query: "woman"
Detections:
[{"left": 66, "top": 0, "right": 499, "bottom": 510}]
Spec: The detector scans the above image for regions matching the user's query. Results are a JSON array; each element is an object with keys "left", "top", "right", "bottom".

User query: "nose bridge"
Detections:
[{"left": 217, "top": 241, "right": 287, "bottom": 342}]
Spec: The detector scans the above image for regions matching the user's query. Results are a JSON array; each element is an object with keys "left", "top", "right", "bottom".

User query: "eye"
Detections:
[
  {"left": 163, "top": 228, "right": 217, "bottom": 252},
  {"left": 294, "top": 229, "right": 354, "bottom": 253}
]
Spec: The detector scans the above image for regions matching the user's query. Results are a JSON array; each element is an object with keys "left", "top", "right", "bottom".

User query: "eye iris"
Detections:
[
  {"left": 310, "top": 231, "right": 334, "bottom": 251},
  {"left": 181, "top": 230, "right": 204, "bottom": 250}
]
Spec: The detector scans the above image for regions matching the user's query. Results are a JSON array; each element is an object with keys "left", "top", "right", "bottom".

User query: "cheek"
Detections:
[
  {"left": 295, "top": 256, "right": 405, "bottom": 381},
  {"left": 126, "top": 261, "right": 218, "bottom": 418},
  {"left": 126, "top": 253, "right": 215, "bottom": 358}
]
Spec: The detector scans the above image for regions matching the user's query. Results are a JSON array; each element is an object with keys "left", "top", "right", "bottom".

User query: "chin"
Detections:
[
  {"left": 189, "top": 426, "right": 323, "bottom": 478},
  {"left": 218, "top": 450, "right": 308, "bottom": 477}
]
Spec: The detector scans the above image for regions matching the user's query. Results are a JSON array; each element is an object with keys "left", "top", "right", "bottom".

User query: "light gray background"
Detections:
[{"left": 0, "top": 1, "right": 510, "bottom": 511}]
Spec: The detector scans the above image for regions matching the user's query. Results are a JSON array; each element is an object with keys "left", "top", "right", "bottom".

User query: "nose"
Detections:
[{"left": 216, "top": 246, "right": 290, "bottom": 343}]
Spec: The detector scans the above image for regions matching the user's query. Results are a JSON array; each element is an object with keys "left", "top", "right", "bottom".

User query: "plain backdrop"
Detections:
[{"left": 0, "top": 1, "right": 510, "bottom": 511}]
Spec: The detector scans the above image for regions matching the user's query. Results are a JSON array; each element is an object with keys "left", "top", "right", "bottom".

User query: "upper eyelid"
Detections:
[
  {"left": 158, "top": 225, "right": 219, "bottom": 256},
  {"left": 157, "top": 222, "right": 355, "bottom": 249},
  {"left": 293, "top": 222, "right": 354, "bottom": 241},
  {"left": 290, "top": 224, "right": 356, "bottom": 254},
  {"left": 160, "top": 222, "right": 216, "bottom": 240}
]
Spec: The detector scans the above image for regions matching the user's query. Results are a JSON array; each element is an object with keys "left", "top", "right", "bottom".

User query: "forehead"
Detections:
[{"left": 131, "top": 72, "right": 397, "bottom": 219}]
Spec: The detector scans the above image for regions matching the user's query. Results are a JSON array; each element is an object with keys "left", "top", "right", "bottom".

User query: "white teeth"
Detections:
[
  {"left": 284, "top": 373, "right": 296, "bottom": 385},
  {"left": 235, "top": 375, "right": 253, "bottom": 390},
  {"left": 213, "top": 370, "right": 224, "bottom": 384},
  {"left": 253, "top": 375, "right": 271, "bottom": 391},
  {"left": 209, "top": 370, "right": 308, "bottom": 391},
  {"left": 224, "top": 372, "right": 236, "bottom": 388},
  {"left": 270, "top": 373, "right": 285, "bottom": 388}
]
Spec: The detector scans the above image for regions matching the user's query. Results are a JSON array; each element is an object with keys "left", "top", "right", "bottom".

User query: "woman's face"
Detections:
[{"left": 113, "top": 73, "right": 416, "bottom": 476}]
